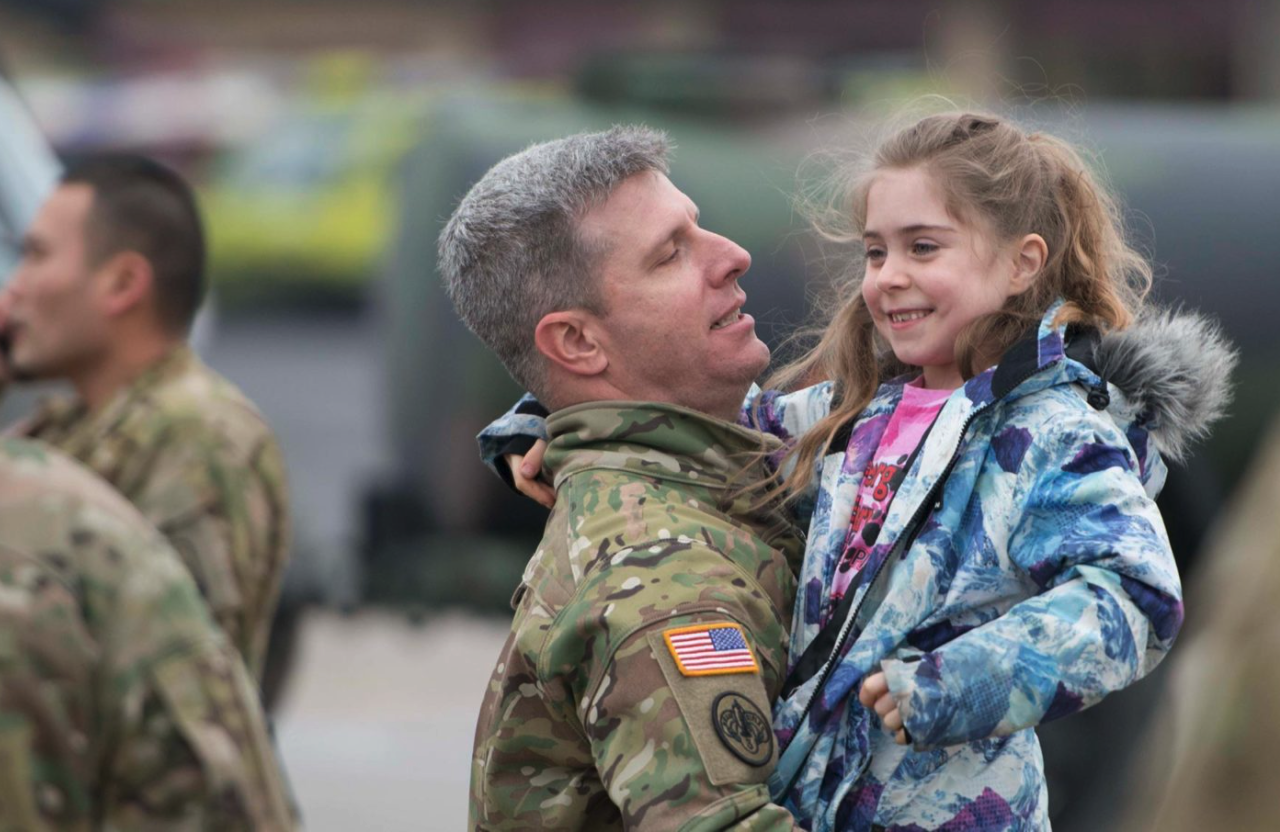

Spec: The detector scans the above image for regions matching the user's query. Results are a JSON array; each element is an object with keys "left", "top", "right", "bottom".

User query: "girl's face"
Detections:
[{"left": 861, "top": 166, "right": 1031, "bottom": 389}]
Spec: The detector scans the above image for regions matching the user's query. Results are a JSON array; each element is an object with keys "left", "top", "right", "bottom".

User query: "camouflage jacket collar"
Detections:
[
  {"left": 102, "top": 343, "right": 195, "bottom": 410},
  {"left": 545, "top": 400, "right": 783, "bottom": 493},
  {"left": 29, "top": 344, "right": 195, "bottom": 436}
]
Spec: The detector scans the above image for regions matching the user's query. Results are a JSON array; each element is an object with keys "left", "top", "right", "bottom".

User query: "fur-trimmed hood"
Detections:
[{"left": 1095, "top": 308, "right": 1238, "bottom": 463}]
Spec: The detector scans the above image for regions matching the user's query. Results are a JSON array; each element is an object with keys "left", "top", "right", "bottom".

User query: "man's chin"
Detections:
[{"left": 745, "top": 339, "right": 772, "bottom": 379}]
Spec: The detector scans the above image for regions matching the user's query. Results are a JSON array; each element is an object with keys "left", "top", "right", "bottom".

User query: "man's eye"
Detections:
[{"left": 660, "top": 248, "right": 680, "bottom": 265}]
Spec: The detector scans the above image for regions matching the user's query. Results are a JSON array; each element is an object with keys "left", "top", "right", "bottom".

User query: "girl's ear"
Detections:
[
  {"left": 1009, "top": 233, "right": 1047, "bottom": 296},
  {"left": 534, "top": 310, "right": 608, "bottom": 377}
]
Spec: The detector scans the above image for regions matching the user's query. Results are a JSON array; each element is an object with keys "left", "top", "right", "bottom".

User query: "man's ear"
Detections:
[
  {"left": 1009, "top": 233, "right": 1047, "bottom": 296},
  {"left": 95, "top": 251, "right": 154, "bottom": 318},
  {"left": 534, "top": 310, "right": 608, "bottom": 377}
]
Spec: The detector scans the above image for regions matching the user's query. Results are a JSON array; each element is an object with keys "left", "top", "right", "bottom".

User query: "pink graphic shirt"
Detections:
[{"left": 830, "top": 378, "right": 952, "bottom": 603}]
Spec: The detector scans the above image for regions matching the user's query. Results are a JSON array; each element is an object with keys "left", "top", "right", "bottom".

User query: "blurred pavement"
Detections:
[{"left": 274, "top": 609, "right": 508, "bottom": 831}]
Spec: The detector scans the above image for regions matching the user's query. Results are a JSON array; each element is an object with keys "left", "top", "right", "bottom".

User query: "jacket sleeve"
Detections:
[
  {"left": 881, "top": 407, "right": 1183, "bottom": 749},
  {"left": 477, "top": 393, "right": 551, "bottom": 489},
  {"left": 737, "top": 383, "right": 836, "bottom": 530},
  {"left": 129, "top": 420, "right": 290, "bottom": 683},
  {"left": 100, "top": 554, "right": 297, "bottom": 831},
  {"left": 104, "top": 637, "right": 298, "bottom": 830},
  {"left": 738, "top": 382, "right": 835, "bottom": 445},
  {"left": 571, "top": 611, "right": 807, "bottom": 831}
]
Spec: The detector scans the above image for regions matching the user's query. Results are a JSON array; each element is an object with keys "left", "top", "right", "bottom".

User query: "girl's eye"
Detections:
[
  {"left": 911, "top": 241, "right": 939, "bottom": 256},
  {"left": 864, "top": 247, "right": 886, "bottom": 261}
]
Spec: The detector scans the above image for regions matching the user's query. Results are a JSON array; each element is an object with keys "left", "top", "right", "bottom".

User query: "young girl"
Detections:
[
  {"left": 486, "top": 111, "right": 1233, "bottom": 830},
  {"left": 737, "top": 111, "right": 1231, "bottom": 830}
]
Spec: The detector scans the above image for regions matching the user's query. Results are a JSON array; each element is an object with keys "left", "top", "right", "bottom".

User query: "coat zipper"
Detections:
[
  {"left": 784, "top": 361, "right": 1046, "bottom": 763},
  {"left": 787, "top": 410, "right": 976, "bottom": 737}
]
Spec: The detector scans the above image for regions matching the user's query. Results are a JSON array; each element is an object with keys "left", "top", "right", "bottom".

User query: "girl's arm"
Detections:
[
  {"left": 480, "top": 382, "right": 840, "bottom": 490},
  {"left": 739, "top": 381, "right": 839, "bottom": 532},
  {"left": 477, "top": 394, "right": 549, "bottom": 489},
  {"left": 879, "top": 408, "right": 1183, "bottom": 750},
  {"left": 738, "top": 381, "right": 836, "bottom": 443}
]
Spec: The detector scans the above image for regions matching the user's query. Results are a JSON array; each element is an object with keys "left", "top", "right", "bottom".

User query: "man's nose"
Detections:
[{"left": 709, "top": 232, "right": 751, "bottom": 287}]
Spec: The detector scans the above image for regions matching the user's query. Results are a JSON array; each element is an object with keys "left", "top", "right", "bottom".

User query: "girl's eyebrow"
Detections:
[{"left": 863, "top": 223, "right": 955, "bottom": 239}]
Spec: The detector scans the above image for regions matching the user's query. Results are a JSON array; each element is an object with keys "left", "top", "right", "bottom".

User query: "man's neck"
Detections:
[
  {"left": 548, "top": 378, "right": 748, "bottom": 424},
  {"left": 70, "top": 336, "right": 182, "bottom": 412}
]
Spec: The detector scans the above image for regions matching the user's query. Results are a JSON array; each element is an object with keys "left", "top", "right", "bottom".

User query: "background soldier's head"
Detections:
[
  {"left": 439, "top": 125, "right": 770, "bottom": 421},
  {"left": 4, "top": 154, "right": 204, "bottom": 383}
]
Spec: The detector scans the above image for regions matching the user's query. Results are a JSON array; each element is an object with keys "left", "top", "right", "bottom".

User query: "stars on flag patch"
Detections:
[{"left": 663, "top": 622, "right": 760, "bottom": 677}]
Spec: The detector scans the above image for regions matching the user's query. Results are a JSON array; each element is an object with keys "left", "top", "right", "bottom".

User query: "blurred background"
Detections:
[{"left": 1, "top": 1, "right": 1278, "bottom": 829}]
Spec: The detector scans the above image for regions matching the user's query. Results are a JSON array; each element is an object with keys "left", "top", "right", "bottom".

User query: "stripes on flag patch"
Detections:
[{"left": 663, "top": 623, "right": 760, "bottom": 677}]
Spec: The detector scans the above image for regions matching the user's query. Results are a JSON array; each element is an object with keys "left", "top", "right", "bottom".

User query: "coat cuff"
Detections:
[{"left": 880, "top": 655, "right": 939, "bottom": 750}]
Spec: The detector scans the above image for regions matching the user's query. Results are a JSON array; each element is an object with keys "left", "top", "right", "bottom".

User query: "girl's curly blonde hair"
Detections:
[{"left": 764, "top": 110, "right": 1152, "bottom": 501}]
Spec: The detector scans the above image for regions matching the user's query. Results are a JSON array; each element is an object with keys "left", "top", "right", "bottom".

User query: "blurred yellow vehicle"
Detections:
[{"left": 202, "top": 90, "right": 427, "bottom": 305}]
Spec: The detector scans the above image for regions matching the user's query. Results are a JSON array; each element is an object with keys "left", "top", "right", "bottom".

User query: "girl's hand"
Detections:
[
  {"left": 504, "top": 439, "right": 554, "bottom": 508},
  {"left": 859, "top": 671, "right": 910, "bottom": 745}
]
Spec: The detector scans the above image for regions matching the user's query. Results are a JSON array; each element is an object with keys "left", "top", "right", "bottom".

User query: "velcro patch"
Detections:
[
  {"left": 711, "top": 692, "right": 774, "bottom": 766},
  {"left": 663, "top": 623, "right": 759, "bottom": 677}
]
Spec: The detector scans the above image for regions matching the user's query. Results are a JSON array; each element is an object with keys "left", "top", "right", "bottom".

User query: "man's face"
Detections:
[
  {"left": 580, "top": 171, "right": 770, "bottom": 418},
  {"left": 2, "top": 184, "right": 111, "bottom": 380}
]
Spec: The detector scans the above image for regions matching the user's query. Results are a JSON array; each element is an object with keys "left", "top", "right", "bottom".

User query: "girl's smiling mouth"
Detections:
[{"left": 888, "top": 309, "right": 932, "bottom": 326}]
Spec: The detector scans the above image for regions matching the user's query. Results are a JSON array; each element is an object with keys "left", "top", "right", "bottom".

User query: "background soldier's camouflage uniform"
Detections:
[
  {"left": 7, "top": 345, "right": 290, "bottom": 680},
  {"left": 0, "top": 436, "right": 295, "bottom": 830},
  {"left": 471, "top": 402, "right": 808, "bottom": 830}
]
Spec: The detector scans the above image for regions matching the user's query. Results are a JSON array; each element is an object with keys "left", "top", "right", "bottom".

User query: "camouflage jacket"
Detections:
[
  {"left": 7, "top": 345, "right": 289, "bottom": 680},
  {"left": 471, "top": 402, "right": 808, "bottom": 831},
  {"left": 0, "top": 437, "right": 295, "bottom": 830}
]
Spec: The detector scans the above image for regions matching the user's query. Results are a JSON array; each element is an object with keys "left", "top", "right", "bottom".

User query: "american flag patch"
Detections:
[{"left": 663, "top": 623, "right": 760, "bottom": 677}]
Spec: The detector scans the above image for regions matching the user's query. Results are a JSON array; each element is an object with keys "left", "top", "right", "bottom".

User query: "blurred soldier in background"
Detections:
[
  {"left": 444, "top": 126, "right": 808, "bottom": 829},
  {"left": 0, "top": 155, "right": 290, "bottom": 682},
  {"left": 0, "top": 436, "right": 295, "bottom": 829},
  {"left": 1121, "top": 412, "right": 1280, "bottom": 831}
]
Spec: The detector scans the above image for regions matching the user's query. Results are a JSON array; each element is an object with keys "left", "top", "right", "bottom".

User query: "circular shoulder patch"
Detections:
[{"left": 711, "top": 692, "right": 774, "bottom": 767}]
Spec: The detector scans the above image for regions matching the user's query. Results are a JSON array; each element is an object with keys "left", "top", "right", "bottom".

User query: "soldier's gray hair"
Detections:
[{"left": 439, "top": 125, "right": 671, "bottom": 399}]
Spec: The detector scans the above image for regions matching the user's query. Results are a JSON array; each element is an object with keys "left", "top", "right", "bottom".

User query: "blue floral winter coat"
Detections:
[{"left": 742, "top": 303, "right": 1232, "bottom": 831}]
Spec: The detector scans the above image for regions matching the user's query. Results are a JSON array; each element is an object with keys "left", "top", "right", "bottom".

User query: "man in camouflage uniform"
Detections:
[
  {"left": 0, "top": 155, "right": 289, "bottom": 681},
  {"left": 0, "top": 436, "right": 295, "bottom": 829},
  {"left": 441, "top": 126, "right": 809, "bottom": 828}
]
